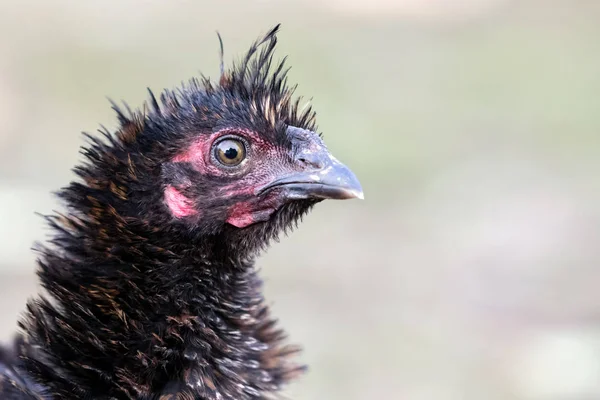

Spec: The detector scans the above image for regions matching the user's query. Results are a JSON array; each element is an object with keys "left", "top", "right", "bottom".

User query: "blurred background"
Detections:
[{"left": 1, "top": 0, "right": 599, "bottom": 399}]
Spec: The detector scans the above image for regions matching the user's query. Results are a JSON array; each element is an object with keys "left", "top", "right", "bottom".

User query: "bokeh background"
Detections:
[{"left": 1, "top": 0, "right": 599, "bottom": 399}]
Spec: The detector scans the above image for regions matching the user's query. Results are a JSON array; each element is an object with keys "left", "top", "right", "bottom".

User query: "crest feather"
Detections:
[{"left": 218, "top": 24, "right": 317, "bottom": 131}]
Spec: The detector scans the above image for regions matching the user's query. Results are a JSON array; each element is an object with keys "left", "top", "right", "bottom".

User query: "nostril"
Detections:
[{"left": 297, "top": 156, "right": 323, "bottom": 169}]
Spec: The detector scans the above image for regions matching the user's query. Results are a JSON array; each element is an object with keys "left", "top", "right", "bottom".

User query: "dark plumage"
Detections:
[{"left": 0, "top": 25, "right": 363, "bottom": 399}]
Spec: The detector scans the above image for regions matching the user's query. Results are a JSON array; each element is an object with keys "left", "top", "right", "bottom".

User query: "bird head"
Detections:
[
  {"left": 74, "top": 25, "right": 362, "bottom": 258},
  {"left": 163, "top": 123, "right": 363, "bottom": 228}
]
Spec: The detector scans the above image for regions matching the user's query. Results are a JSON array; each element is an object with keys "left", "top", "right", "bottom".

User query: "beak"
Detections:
[{"left": 256, "top": 135, "right": 364, "bottom": 201}]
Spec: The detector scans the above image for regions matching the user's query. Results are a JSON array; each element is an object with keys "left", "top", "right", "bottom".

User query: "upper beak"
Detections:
[{"left": 256, "top": 132, "right": 364, "bottom": 201}]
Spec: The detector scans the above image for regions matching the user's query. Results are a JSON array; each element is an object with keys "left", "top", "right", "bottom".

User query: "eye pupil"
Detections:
[
  {"left": 214, "top": 138, "right": 246, "bottom": 166},
  {"left": 224, "top": 147, "right": 238, "bottom": 159}
]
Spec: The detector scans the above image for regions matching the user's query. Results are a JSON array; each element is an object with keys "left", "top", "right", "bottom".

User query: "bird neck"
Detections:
[{"left": 21, "top": 220, "right": 303, "bottom": 399}]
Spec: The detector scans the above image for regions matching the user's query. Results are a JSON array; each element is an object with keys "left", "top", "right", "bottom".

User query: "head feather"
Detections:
[{"left": 213, "top": 24, "right": 317, "bottom": 132}]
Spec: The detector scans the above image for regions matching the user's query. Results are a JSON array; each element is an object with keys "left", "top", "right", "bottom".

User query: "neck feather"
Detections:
[{"left": 18, "top": 208, "right": 303, "bottom": 399}]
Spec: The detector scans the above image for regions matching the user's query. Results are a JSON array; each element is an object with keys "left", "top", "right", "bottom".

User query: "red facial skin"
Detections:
[
  {"left": 164, "top": 185, "right": 198, "bottom": 218},
  {"left": 225, "top": 190, "right": 283, "bottom": 228},
  {"left": 225, "top": 201, "right": 255, "bottom": 228},
  {"left": 165, "top": 128, "right": 290, "bottom": 228}
]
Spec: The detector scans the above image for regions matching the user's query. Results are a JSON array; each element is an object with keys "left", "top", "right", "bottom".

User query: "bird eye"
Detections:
[{"left": 214, "top": 138, "right": 246, "bottom": 167}]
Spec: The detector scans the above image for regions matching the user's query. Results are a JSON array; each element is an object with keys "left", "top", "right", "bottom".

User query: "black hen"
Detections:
[{"left": 0, "top": 25, "right": 363, "bottom": 400}]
